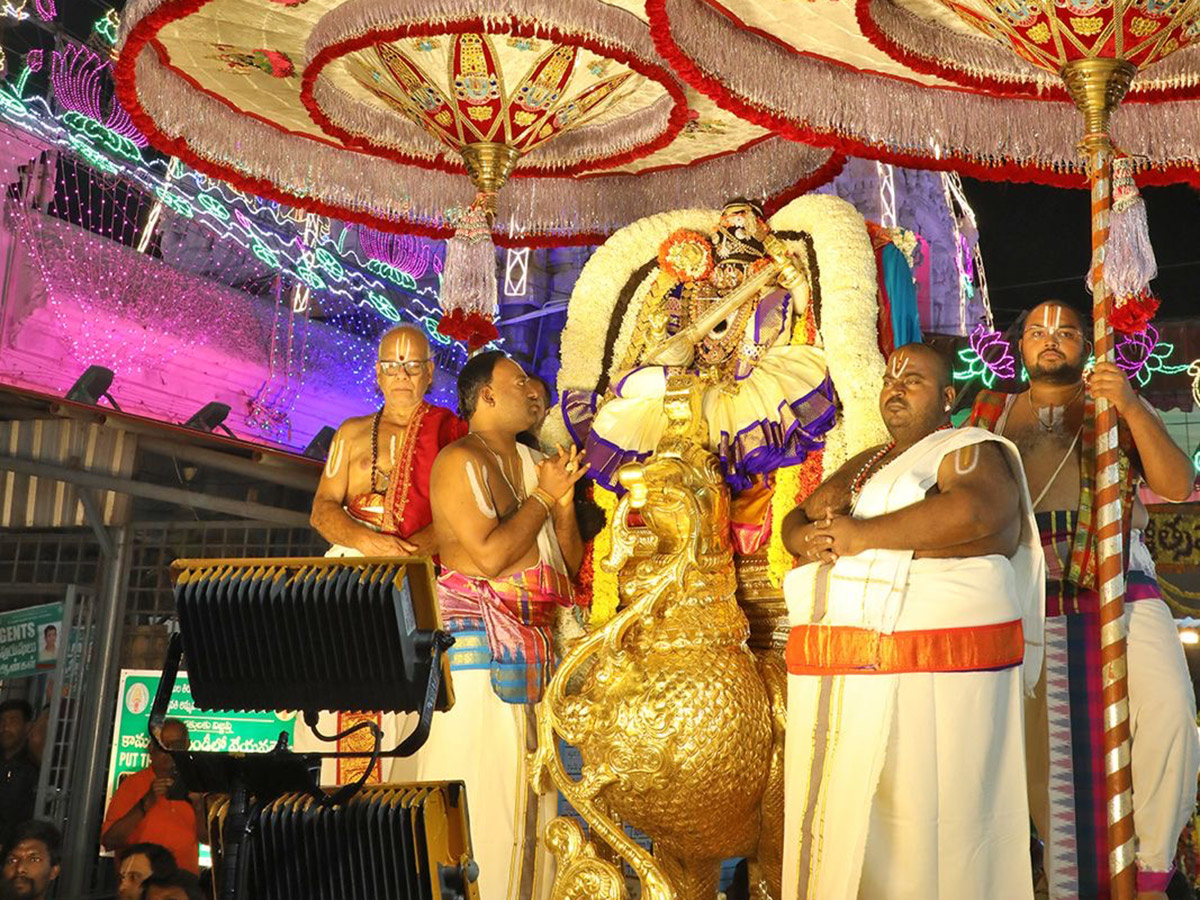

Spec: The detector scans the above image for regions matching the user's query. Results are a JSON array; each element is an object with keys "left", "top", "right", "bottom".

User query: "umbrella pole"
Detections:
[{"left": 1063, "top": 57, "right": 1137, "bottom": 900}]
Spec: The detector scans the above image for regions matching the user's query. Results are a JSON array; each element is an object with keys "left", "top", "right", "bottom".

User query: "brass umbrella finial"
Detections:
[
  {"left": 1060, "top": 58, "right": 1137, "bottom": 150},
  {"left": 459, "top": 142, "right": 523, "bottom": 223}
]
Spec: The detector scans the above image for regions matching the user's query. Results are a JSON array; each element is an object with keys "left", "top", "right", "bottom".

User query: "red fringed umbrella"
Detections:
[{"left": 115, "top": 0, "right": 843, "bottom": 350}]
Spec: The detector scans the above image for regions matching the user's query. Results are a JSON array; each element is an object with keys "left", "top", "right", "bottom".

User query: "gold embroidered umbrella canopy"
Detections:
[
  {"left": 115, "top": 0, "right": 842, "bottom": 349},
  {"left": 651, "top": 0, "right": 1200, "bottom": 895}
]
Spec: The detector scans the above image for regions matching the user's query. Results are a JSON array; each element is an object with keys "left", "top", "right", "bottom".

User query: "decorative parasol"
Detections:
[
  {"left": 115, "top": 0, "right": 843, "bottom": 348},
  {"left": 648, "top": 0, "right": 1200, "bottom": 186},
  {"left": 650, "top": 0, "right": 1200, "bottom": 894}
]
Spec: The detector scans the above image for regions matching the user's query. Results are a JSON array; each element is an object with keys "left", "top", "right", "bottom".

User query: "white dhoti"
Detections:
[
  {"left": 310, "top": 443, "right": 570, "bottom": 900},
  {"left": 392, "top": 443, "right": 570, "bottom": 900},
  {"left": 781, "top": 428, "right": 1045, "bottom": 900},
  {"left": 389, "top": 668, "right": 557, "bottom": 900}
]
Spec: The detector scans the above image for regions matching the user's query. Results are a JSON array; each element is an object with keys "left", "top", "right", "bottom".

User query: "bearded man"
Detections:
[
  {"left": 310, "top": 324, "right": 466, "bottom": 557},
  {"left": 779, "top": 343, "right": 1043, "bottom": 900},
  {"left": 967, "top": 300, "right": 1199, "bottom": 900}
]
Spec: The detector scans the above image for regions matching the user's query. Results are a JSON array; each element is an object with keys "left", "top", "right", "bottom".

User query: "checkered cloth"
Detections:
[
  {"left": 437, "top": 562, "right": 574, "bottom": 705},
  {"left": 969, "top": 390, "right": 1138, "bottom": 591}
]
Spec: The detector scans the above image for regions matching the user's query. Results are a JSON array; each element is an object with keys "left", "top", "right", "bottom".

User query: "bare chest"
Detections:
[
  {"left": 470, "top": 451, "right": 524, "bottom": 520},
  {"left": 1003, "top": 418, "right": 1081, "bottom": 511},
  {"left": 344, "top": 424, "right": 409, "bottom": 488}
]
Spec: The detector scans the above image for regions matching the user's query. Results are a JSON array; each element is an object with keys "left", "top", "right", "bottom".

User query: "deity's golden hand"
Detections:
[{"left": 762, "top": 234, "right": 809, "bottom": 295}]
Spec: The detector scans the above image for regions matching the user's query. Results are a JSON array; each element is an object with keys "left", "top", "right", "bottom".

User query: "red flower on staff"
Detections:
[
  {"left": 437, "top": 309, "right": 498, "bottom": 352},
  {"left": 1111, "top": 291, "right": 1160, "bottom": 335}
]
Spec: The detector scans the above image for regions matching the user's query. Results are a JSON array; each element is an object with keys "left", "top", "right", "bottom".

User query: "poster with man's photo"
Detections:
[{"left": 0, "top": 602, "right": 62, "bottom": 679}]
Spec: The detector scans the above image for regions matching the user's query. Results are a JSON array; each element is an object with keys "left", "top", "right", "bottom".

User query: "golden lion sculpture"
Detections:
[{"left": 532, "top": 376, "right": 780, "bottom": 900}]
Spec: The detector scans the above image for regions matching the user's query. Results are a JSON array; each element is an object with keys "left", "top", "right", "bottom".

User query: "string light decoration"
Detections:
[
  {"left": 954, "top": 324, "right": 1017, "bottom": 388},
  {"left": 0, "top": 51, "right": 469, "bottom": 431},
  {"left": 941, "top": 171, "right": 992, "bottom": 333},
  {"left": 956, "top": 322, "right": 1188, "bottom": 392},
  {"left": 94, "top": 10, "right": 120, "bottom": 45},
  {"left": 1113, "top": 325, "right": 1188, "bottom": 387},
  {"left": 504, "top": 247, "right": 529, "bottom": 298},
  {"left": 0, "top": 82, "right": 450, "bottom": 338},
  {"left": 1, "top": 2, "right": 30, "bottom": 22},
  {"left": 9, "top": 155, "right": 263, "bottom": 374},
  {"left": 876, "top": 161, "right": 897, "bottom": 229},
  {"left": 357, "top": 227, "right": 436, "bottom": 281},
  {"left": 50, "top": 43, "right": 145, "bottom": 148}
]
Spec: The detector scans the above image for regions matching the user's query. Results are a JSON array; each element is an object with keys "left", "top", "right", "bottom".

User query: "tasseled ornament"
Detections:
[
  {"left": 1098, "top": 153, "right": 1161, "bottom": 334},
  {"left": 438, "top": 191, "right": 499, "bottom": 352}
]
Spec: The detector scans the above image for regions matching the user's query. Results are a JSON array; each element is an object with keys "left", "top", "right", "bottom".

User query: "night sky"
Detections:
[{"left": 962, "top": 178, "right": 1200, "bottom": 330}]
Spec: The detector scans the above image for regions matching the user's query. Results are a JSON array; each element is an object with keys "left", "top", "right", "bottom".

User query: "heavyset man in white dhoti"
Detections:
[{"left": 779, "top": 343, "right": 1045, "bottom": 900}]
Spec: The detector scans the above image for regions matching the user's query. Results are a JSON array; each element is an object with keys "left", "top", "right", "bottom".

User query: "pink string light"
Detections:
[
  {"left": 969, "top": 322, "right": 1016, "bottom": 381},
  {"left": 51, "top": 43, "right": 147, "bottom": 148},
  {"left": 33, "top": 0, "right": 53, "bottom": 20},
  {"left": 1114, "top": 324, "right": 1160, "bottom": 377},
  {"left": 357, "top": 226, "right": 435, "bottom": 280}
]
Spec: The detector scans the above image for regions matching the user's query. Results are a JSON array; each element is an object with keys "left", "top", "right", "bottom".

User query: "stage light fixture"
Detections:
[
  {"left": 184, "top": 401, "right": 234, "bottom": 437},
  {"left": 303, "top": 426, "right": 336, "bottom": 460},
  {"left": 65, "top": 365, "right": 121, "bottom": 410}
]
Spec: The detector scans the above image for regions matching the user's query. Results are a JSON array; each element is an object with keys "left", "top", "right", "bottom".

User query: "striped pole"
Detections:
[
  {"left": 1087, "top": 137, "right": 1137, "bottom": 900},
  {"left": 1063, "top": 56, "right": 1138, "bottom": 900}
]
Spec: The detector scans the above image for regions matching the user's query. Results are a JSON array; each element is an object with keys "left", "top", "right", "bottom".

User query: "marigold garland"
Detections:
[
  {"left": 768, "top": 300, "right": 825, "bottom": 587},
  {"left": 588, "top": 485, "right": 621, "bottom": 626},
  {"left": 553, "top": 194, "right": 886, "bottom": 613},
  {"left": 768, "top": 455, "right": 814, "bottom": 587},
  {"left": 658, "top": 229, "right": 715, "bottom": 282}
]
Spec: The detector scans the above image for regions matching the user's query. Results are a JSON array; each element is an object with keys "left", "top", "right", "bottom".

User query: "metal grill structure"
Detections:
[
  {"left": 0, "top": 521, "right": 325, "bottom": 897},
  {"left": 125, "top": 522, "right": 325, "bottom": 622}
]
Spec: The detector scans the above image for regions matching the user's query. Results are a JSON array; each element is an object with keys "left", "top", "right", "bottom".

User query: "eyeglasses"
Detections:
[
  {"left": 378, "top": 359, "right": 431, "bottom": 377},
  {"left": 1023, "top": 327, "right": 1083, "bottom": 343}
]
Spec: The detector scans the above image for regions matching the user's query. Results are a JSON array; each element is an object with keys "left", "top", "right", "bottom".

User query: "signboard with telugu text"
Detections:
[{"left": 105, "top": 669, "right": 297, "bottom": 865}]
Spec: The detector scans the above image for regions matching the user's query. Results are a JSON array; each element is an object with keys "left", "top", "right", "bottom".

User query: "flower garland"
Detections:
[
  {"left": 574, "top": 539, "right": 594, "bottom": 610},
  {"left": 769, "top": 450, "right": 825, "bottom": 587},
  {"left": 768, "top": 193, "right": 887, "bottom": 465},
  {"left": 769, "top": 297, "right": 818, "bottom": 586},
  {"left": 589, "top": 485, "right": 621, "bottom": 626},
  {"left": 552, "top": 193, "right": 886, "bottom": 613},
  {"left": 764, "top": 195, "right": 886, "bottom": 584},
  {"left": 658, "top": 229, "right": 715, "bottom": 282},
  {"left": 543, "top": 207, "right": 719, "bottom": 449}
]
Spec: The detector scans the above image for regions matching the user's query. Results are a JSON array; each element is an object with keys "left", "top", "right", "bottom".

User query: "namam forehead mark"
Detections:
[
  {"left": 888, "top": 352, "right": 912, "bottom": 378},
  {"left": 1029, "top": 302, "right": 1082, "bottom": 336},
  {"left": 378, "top": 325, "right": 429, "bottom": 362},
  {"left": 1039, "top": 304, "right": 1063, "bottom": 333}
]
